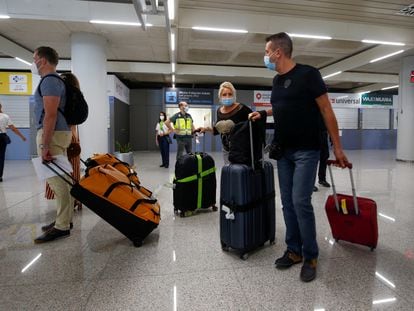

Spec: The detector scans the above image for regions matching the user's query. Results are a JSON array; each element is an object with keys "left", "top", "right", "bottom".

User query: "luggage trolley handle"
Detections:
[
  {"left": 248, "top": 119, "right": 264, "bottom": 170},
  {"left": 327, "top": 160, "right": 359, "bottom": 215},
  {"left": 43, "top": 160, "right": 77, "bottom": 186}
]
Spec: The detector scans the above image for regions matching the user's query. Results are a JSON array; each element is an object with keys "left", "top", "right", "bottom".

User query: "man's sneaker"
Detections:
[
  {"left": 41, "top": 221, "right": 73, "bottom": 232},
  {"left": 275, "top": 250, "right": 303, "bottom": 269},
  {"left": 300, "top": 259, "right": 317, "bottom": 282},
  {"left": 34, "top": 228, "right": 70, "bottom": 244},
  {"left": 318, "top": 180, "right": 331, "bottom": 188}
]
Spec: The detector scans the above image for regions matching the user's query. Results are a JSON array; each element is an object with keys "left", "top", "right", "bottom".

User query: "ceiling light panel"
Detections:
[
  {"left": 370, "top": 50, "right": 405, "bottom": 63},
  {"left": 90, "top": 20, "right": 153, "bottom": 27},
  {"left": 192, "top": 26, "right": 248, "bottom": 33},
  {"left": 288, "top": 33, "right": 332, "bottom": 40},
  {"left": 362, "top": 40, "right": 405, "bottom": 46}
]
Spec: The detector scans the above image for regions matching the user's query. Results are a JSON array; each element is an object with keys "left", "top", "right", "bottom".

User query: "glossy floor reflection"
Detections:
[{"left": 0, "top": 150, "right": 413, "bottom": 310}]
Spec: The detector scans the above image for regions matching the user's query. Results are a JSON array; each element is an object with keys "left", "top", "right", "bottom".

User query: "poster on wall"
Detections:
[
  {"left": 0, "top": 72, "right": 32, "bottom": 95},
  {"left": 165, "top": 88, "right": 213, "bottom": 105},
  {"left": 253, "top": 90, "right": 272, "bottom": 107},
  {"left": 253, "top": 90, "right": 273, "bottom": 123},
  {"left": 361, "top": 94, "right": 393, "bottom": 107}
]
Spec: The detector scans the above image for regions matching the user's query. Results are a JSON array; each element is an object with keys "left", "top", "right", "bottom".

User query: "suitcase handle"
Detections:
[
  {"left": 327, "top": 160, "right": 359, "bottom": 215},
  {"left": 43, "top": 160, "right": 76, "bottom": 186},
  {"left": 248, "top": 119, "right": 264, "bottom": 170}
]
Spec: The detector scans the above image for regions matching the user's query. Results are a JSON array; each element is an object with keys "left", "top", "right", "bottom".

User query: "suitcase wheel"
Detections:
[
  {"left": 335, "top": 239, "right": 339, "bottom": 243},
  {"left": 370, "top": 247, "right": 375, "bottom": 252},
  {"left": 270, "top": 239, "right": 275, "bottom": 245},
  {"left": 212, "top": 205, "right": 218, "bottom": 212},
  {"left": 240, "top": 253, "right": 249, "bottom": 260},
  {"left": 221, "top": 241, "right": 229, "bottom": 251},
  {"left": 133, "top": 239, "right": 143, "bottom": 247}
]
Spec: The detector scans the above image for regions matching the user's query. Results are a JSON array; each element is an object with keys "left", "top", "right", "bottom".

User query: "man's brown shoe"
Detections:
[
  {"left": 275, "top": 250, "right": 303, "bottom": 269},
  {"left": 300, "top": 259, "right": 318, "bottom": 282}
]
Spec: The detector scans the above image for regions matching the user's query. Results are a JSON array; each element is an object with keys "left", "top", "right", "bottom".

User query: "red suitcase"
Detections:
[{"left": 325, "top": 160, "right": 378, "bottom": 250}]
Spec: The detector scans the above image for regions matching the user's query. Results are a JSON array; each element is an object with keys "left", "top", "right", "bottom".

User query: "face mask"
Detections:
[
  {"left": 264, "top": 55, "right": 276, "bottom": 71},
  {"left": 160, "top": 115, "right": 165, "bottom": 121},
  {"left": 30, "top": 62, "right": 39, "bottom": 75},
  {"left": 184, "top": 106, "right": 189, "bottom": 113},
  {"left": 221, "top": 97, "right": 234, "bottom": 106}
]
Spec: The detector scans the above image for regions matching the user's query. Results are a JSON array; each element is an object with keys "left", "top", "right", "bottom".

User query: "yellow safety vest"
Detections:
[{"left": 175, "top": 114, "right": 192, "bottom": 136}]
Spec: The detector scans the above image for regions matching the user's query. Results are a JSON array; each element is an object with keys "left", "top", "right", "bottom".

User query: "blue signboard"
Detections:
[{"left": 165, "top": 88, "right": 213, "bottom": 105}]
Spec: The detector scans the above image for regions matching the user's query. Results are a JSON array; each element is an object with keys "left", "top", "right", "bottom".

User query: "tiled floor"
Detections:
[{"left": 0, "top": 150, "right": 413, "bottom": 310}]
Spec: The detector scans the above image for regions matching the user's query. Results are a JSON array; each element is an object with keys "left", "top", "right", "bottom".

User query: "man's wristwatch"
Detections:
[{"left": 39, "top": 144, "right": 49, "bottom": 149}]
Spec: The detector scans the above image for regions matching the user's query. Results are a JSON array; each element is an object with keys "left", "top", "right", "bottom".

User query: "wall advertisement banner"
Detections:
[
  {"left": 253, "top": 91, "right": 397, "bottom": 109},
  {"left": 165, "top": 88, "right": 213, "bottom": 105},
  {"left": 0, "top": 72, "right": 32, "bottom": 95},
  {"left": 253, "top": 90, "right": 272, "bottom": 107},
  {"left": 361, "top": 94, "right": 393, "bottom": 107}
]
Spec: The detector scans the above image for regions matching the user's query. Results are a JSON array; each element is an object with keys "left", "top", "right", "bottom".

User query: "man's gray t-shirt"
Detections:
[{"left": 34, "top": 74, "right": 69, "bottom": 130}]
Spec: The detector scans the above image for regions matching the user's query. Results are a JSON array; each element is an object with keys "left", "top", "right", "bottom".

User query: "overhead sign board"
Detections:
[{"left": 165, "top": 88, "right": 213, "bottom": 105}]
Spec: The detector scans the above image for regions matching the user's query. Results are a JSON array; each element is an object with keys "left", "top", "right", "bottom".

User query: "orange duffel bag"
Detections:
[
  {"left": 71, "top": 164, "right": 160, "bottom": 247},
  {"left": 83, "top": 153, "right": 152, "bottom": 197}
]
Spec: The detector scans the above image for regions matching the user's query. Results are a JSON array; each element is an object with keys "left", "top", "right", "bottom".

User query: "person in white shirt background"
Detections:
[
  {"left": 155, "top": 111, "right": 171, "bottom": 168},
  {"left": 0, "top": 102, "right": 27, "bottom": 182}
]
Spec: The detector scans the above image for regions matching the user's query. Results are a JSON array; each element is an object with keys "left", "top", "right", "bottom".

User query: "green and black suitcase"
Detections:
[{"left": 173, "top": 152, "right": 217, "bottom": 217}]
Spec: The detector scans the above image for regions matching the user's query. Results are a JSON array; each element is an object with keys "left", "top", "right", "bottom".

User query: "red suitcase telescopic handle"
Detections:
[{"left": 327, "top": 160, "right": 359, "bottom": 215}]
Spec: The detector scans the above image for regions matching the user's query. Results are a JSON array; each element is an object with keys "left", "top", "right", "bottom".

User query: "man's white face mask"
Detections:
[{"left": 30, "top": 62, "right": 39, "bottom": 75}]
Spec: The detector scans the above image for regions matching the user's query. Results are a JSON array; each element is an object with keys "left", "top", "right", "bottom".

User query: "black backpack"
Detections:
[
  {"left": 38, "top": 74, "right": 88, "bottom": 125},
  {"left": 228, "top": 117, "right": 266, "bottom": 167}
]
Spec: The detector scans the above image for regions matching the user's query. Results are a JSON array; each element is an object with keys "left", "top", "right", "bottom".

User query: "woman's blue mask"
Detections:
[
  {"left": 221, "top": 97, "right": 234, "bottom": 106},
  {"left": 264, "top": 55, "right": 276, "bottom": 71}
]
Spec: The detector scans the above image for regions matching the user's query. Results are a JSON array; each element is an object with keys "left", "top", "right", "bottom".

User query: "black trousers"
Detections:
[
  {"left": 0, "top": 133, "right": 8, "bottom": 178},
  {"left": 318, "top": 131, "right": 330, "bottom": 182},
  {"left": 158, "top": 135, "right": 170, "bottom": 167}
]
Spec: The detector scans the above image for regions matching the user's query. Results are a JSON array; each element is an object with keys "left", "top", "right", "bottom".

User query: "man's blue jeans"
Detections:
[{"left": 277, "top": 149, "right": 320, "bottom": 260}]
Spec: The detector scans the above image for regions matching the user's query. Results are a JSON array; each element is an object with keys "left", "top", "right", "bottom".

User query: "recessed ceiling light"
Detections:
[
  {"left": 288, "top": 33, "right": 332, "bottom": 40},
  {"left": 15, "top": 57, "right": 31, "bottom": 66},
  {"left": 322, "top": 71, "right": 342, "bottom": 79},
  {"left": 170, "top": 33, "right": 175, "bottom": 51},
  {"left": 89, "top": 20, "right": 152, "bottom": 27},
  {"left": 362, "top": 39, "right": 405, "bottom": 46},
  {"left": 192, "top": 26, "right": 248, "bottom": 33},
  {"left": 381, "top": 85, "right": 399, "bottom": 90},
  {"left": 168, "top": 0, "right": 175, "bottom": 20},
  {"left": 369, "top": 50, "right": 404, "bottom": 63}
]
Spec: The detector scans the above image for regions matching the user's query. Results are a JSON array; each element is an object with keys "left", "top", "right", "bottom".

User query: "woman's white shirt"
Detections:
[{"left": 0, "top": 113, "right": 12, "bottom": 133}]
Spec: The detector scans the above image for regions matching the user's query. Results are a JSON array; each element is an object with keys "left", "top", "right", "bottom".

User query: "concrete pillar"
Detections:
[
  {"left": 396, "top": 56, "right": 414, "bottom": 161},
  {"left": 71, "top": 33, "right": 108, "bottom": 158}
]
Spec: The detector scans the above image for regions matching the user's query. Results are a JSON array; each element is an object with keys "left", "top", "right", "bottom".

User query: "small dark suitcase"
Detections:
[
  {"left": 325, "top": 160, "right": 378, "bottom": 250},
  {"left": 220, "top": 120, "right": 276, "bottom": 259},
  {"left": 173, "top": 152, "right": 217, "bottom": 217}
]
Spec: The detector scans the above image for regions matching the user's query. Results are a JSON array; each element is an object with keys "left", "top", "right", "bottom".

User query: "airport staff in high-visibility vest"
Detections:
[{"left": 165, "top": 101, "right": 196, "bottom": 160}]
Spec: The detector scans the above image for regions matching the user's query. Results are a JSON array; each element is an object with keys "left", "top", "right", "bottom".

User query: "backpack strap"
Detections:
[{"left": 37, "top": 74, "right": 66, "bottom": 125}]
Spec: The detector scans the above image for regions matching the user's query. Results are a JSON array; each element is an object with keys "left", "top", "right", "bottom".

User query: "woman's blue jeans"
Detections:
[{"left": 277, "top": 149, "right": 320, "bottom": 260}]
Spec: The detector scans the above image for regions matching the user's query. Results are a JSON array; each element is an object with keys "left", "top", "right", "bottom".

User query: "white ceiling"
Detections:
[{"left": 0, "top": 0, "right": 413, "bottom": 92}]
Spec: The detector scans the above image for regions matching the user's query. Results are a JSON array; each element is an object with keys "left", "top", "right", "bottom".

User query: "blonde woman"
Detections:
[{"left": 203, "top": 82, "right": 252, "bottom": 164}]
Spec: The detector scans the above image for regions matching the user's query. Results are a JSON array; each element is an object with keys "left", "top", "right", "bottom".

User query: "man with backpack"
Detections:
[{"left": 32, "top": 46, "right": 74, "bottom": 243}]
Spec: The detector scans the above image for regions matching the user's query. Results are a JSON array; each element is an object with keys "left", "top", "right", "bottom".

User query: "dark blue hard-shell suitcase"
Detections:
[{"left": 220, "top": 120, "right": 275, "bottom": 259}]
